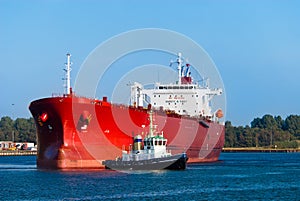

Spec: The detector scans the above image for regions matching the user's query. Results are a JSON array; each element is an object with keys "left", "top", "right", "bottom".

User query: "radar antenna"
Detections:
[{"left": 169, "top": 53, "right": 183, "bottom": 85}]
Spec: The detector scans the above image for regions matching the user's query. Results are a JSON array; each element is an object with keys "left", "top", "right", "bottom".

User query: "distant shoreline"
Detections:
[
  {"left": 1, "top": 148, "right": 300, "bottom": 156},
  {"left": 222, "top": 147, "right": 300, "bottom": 153},
  {"left": 0, "top": 150, "right": 37, "bottom": 156}
]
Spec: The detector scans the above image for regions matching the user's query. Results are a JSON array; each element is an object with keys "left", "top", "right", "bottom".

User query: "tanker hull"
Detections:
[{"left": 29, "top": 95, "right": 225, "bottom": 169}]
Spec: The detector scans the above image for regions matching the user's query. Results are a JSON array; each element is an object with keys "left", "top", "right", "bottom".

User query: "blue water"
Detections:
[{"left": 0, "top": 153, "right": 299, "bottom": 201}]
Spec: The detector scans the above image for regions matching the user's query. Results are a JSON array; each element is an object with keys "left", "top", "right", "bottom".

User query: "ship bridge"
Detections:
[{"left": 130, "top": 53, "right": 222, "bottom": 119}]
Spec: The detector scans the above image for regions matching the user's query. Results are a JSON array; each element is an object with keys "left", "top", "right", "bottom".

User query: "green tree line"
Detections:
[
  {"left": 225, "top": 114, "right": 300, "bottom": 148},
  {"left": 1, "top": 114, "right": 300, "bottom": 148},
  {"left": 0, "top": 116, "right": 36, "bottom": 144}
]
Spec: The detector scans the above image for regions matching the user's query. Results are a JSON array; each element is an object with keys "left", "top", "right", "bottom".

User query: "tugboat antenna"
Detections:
[{"left": 149, "top": 110, "right": 154, "bottom": 137}]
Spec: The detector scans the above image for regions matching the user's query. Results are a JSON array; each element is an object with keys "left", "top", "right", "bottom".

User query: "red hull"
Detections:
[{"left": 29, "top": 95, "right": 224, "bottom": 169}]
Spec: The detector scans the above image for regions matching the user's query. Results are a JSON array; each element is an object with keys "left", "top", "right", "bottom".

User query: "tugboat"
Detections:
[{"left": 103, "top": 110, "right": 188, "bottom": 171}]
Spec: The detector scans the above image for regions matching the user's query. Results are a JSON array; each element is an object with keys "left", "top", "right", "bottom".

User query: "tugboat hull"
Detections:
[{"left": 103, "top": 153, "right": 188, "bottom": 171}]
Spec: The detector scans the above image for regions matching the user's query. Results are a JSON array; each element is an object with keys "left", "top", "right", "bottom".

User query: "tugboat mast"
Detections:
[
  {"left": 149, "top": 110, "right": 154, "bottom": 137},
  {"left": 64, "top": 53, "right": 72, "bottom": 94}
]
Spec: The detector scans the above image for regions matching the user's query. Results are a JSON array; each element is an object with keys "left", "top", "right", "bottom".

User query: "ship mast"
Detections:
[
  {"left": 177, "top": 52, "right": 182, "bottom": 85},
  {"left": 64, "top": 53, "right": 72, "bottom": 94},
  {"left": 170, "top": 52, "right": 183, "bottom": 85}
]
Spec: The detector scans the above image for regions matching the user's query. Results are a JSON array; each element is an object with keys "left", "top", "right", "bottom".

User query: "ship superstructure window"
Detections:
[{"left": 157, "top": 85, "right": 196, "bottom": 90}]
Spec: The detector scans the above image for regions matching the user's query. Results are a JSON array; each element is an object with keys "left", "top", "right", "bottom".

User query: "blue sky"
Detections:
[{"left": 1, "top": 0, "right": 300, "bottom": 126}]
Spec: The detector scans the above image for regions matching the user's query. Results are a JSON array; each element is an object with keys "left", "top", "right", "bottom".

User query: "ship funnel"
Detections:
[{"left": 133, "top": 135, "right": 143, "bottom": 151}]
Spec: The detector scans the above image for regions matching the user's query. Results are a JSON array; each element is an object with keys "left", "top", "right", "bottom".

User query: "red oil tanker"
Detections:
[{"left": 29, "top": 53, "right": 225, "bottom": 169}]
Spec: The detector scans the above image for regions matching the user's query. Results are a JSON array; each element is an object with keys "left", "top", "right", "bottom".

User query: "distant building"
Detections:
[
  {"left": 0, "top": 141, "right": 14, "bottom": 150},
  {"left": 0, "top": 141, "right": 35, "bottom": 150}
]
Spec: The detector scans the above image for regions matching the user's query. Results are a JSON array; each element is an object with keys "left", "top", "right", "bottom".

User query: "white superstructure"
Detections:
[{"left": 130, "top": 53, "right": 223, "bottom": 119}]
